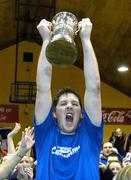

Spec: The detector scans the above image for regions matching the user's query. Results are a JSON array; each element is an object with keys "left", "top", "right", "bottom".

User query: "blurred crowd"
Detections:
[
  {"left": 99, "top": 128, "right": 131, "bottom": 180},
  {"left": 0, "top": 123, "right": 35, "bottom": 180}
]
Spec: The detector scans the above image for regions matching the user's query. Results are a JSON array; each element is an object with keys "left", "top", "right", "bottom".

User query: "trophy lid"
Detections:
[{"left": 52, "top": 11, "right": 77, "bottom": 22}]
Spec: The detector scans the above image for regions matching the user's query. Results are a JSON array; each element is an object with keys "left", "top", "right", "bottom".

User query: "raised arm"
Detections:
[
  {"left": 79, "top": 18, "right": 102, "bottom": 127},
  {"left": 0, "top": 127, "right": 34, "bottom": 180},
  {"left": 7, "top": 122, "right": 21, "bottom": 154},
  {"left": 35, "top": 19, "right": 52, "bottom": 125}
]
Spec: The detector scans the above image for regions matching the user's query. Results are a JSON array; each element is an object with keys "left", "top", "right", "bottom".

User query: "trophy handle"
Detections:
[{"left": 75, "top": 26, "right": 82, "bottom": 35}]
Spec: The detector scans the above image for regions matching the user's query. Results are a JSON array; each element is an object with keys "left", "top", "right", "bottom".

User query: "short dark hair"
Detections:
[
  {"left": 53, "top": 87, "right": 82, "bottom": 110},
  {"left": 107, "top": 152, "right": 121, "bottom": 162}
]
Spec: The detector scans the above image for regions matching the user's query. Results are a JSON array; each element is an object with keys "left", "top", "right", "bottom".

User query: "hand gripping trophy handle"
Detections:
[{"left": 46, "top": 12, "right": 79, "bottom": 67}]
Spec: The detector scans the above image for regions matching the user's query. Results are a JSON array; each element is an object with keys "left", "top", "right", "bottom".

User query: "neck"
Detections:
[{"left": 60, "top": 130, "right": 75, "bottom": 135}]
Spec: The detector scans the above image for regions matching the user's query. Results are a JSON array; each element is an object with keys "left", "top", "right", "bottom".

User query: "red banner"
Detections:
[
  {"left": 0, "top": 104, "right": 18, "bottom": 123},
  {"left": 102, "top": 108, "right": 131, "bottom": 124}
]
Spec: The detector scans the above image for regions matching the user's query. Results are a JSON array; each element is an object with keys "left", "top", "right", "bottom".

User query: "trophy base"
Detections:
[{"left": 46, "top": 39, "right": 77, "bottom": 67}]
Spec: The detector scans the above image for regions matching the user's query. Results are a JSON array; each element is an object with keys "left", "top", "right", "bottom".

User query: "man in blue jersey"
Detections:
[{"left": 34, "top": 18, "right": 104, "bottom": 180}]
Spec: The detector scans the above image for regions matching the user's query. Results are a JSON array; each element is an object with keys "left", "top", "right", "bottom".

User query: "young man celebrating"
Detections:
[{"left": 34, "top": 18, "right": 104, "bottom": 180}]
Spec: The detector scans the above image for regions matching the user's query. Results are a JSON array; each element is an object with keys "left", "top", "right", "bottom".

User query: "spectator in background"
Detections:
[
  {"left": 15, "top": 156, "right": 34, "bottom": 180},
  {"left": 99, "top": 151, "right": 122, "bottom": 180},
  {"left": 0, "top": 126, "right": 34, "bottom": 180},
  {"left": 3, "top": 123, "right": 35, "bottom": 180},
  {"left": 107, "top": 161, "right": 122, "bottom": 177},
  {"left": 109, "top": 128, "right": 126, "bottom": 156},
  {"left": 113, "top": 165, "right": 131, "bottom": 180},
  {"left": 100, "top": 142, "right": 120, "bottom": 165}
]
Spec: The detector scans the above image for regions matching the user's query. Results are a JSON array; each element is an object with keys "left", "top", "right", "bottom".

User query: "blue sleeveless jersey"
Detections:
[{"left": 34, "top": 108, "right": 104, "bottom": 180}]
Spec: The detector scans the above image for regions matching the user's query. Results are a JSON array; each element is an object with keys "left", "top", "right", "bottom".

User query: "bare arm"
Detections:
[
  {"left": 35, "top": 19, "right": 52, "bottom": 125},
  {"left": 0, "top": 127, "right": 34, "bottom": 180},
  {"left": 7, "top": 122, "right": 21, "bottom": 154},
  {"left": 79, "top": 18, "right": 102, "bottom": 127}
]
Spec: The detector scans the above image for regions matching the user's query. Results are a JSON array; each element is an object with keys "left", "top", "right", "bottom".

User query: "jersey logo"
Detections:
[{"left": 51, "top": 146, "right": 80, "bottom": 158}]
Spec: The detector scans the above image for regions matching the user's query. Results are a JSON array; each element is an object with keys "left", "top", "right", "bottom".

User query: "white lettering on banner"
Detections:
[
  {"left": 51, "top": 146, "right": 80, "bottom": 158},
  {"left": 102, "top": 108, "right": 131, "bottom": 124},
  {"left": 126, "top": 110, "right": 131, "bottom": 119},
  {"left": 107, "top": 111, "right": 125, "bottom": 123},
  {"left": 0, "top": 104, "right": 18, "bottom": 123}
]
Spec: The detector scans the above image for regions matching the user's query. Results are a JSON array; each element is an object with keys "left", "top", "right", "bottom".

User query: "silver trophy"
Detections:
[{"left": 46, "top": 12, "right": 78, "bottom": 67}]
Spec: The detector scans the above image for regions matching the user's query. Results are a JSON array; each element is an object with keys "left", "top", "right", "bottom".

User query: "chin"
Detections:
[{"left": 61, "top": 128, "right": 76, "bottom": 134}]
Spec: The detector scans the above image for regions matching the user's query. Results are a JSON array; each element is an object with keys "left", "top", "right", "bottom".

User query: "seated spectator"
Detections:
[{"left": 0, "top": 126, "right": 34, "bottom": 180}]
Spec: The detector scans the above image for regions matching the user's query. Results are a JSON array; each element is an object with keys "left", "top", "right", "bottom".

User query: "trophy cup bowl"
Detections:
[{"left": 46, "top": 12, "right": 78, "bottom": 67}]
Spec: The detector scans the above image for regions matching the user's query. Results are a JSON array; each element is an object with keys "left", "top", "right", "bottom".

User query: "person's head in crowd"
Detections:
[
  {"left": 115, "top": 128, "right": 123, "bottom": 137},
  {"left": 102, "top": 142, "right": 114, "bottom": 157},
  {"left": 113, "top": 165, "right": 131, "bottom": 180},
  {"left": 16, "top": 155, "right": 34, "bottom": 179},
  {"left": 107, "top": 152, "right": 121, "bottom": 163},
  {"left": 17, "top": 155, "right": 34, "bottom": 168},
  {"left": 108, "top": 161, "right": 122, "bottom": 176}
]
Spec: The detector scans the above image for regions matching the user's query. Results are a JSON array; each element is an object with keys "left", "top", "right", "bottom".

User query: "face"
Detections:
[
  {"left": 115, "top": 128, "right": 122, "bottom": 137},
  {"left": 109, "top": 162, "right": 121, "bottom": 176},
  {"left": 103, "top": 142, "right": 113, "bottom": 156},
  {"left": 53, "top": 93, "right": 82, "bottom": 134},
  {"left": 17, "top": 156, "right": 33, "bottom": 171}
]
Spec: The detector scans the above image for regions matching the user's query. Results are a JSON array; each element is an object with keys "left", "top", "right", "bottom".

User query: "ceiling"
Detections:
[{"left": 0, "top": 0, "right": 131, "bottom": 97}]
